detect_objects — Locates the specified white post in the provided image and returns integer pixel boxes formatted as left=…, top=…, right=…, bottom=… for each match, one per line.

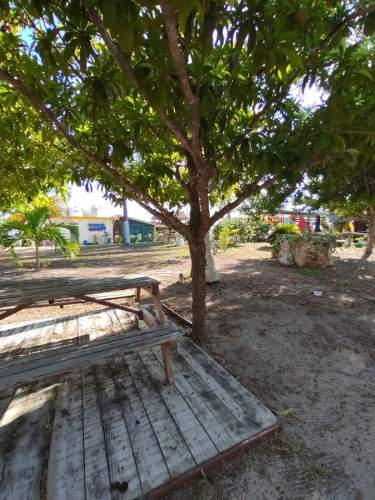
left=122, top=198, right=131, bottom=245
left=205, top=231, right=220, bottom=284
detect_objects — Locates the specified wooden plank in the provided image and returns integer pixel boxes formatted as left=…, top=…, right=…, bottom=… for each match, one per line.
left=78, top=313, right=96, bottom=344
left=0, top=320, right=40, bottom=360
left=0, top=276, right=160, bottom=309
left=47, top=373, right=85, bottom=500
left=0, top=387, right=26, bottom=484
left=0, top=326, right=179, bottom=375
left=89, top=310, right=120, bottom=342
left=178, top=343, right=271, bottom=434
left=166, top=348, right=251, bottom=443
left=0, top=327, right=181, bottom=386
left=125, top=353, right=196, bottom=478
left=18, top=318, right=58, bottom=352
left=0, top=392, right=12, bottom=422
left=106, top=309, right=128, bottom=334
left=82, top=368, right=112, bottom=500
left=152, top=347, right=235, bottom=452
left=139, top=350, right=219, bottom=463
left=95, top=365, right=142, bottom=499
left=181, top=339, right=277, bottom=429
left=111, top=358, right=171, bottom=492
left=0, top=384, right=56, bottom=500
left=112, top=309, right=134, bottom=330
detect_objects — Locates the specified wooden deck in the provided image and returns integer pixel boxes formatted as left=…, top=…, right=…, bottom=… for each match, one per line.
left=0, top=311, right=278, bottom=499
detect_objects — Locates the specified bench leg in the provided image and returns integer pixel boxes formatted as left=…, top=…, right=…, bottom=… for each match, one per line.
left=134, top=287, right=141, bottom=328
left=161, top=342, right=174, bottom=384
left=152, top=284, right=166, bottom=326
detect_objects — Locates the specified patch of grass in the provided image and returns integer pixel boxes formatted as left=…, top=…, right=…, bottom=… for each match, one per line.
left=293, top=267, right=330, bottom=279
left=275, top=407, right=296, bottom=418
left=270, top=431, right=299, bottom=456
left=306, top=461, right=331, bottom=481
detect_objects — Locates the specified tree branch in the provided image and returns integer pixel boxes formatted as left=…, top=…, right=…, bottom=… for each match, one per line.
left=209, top=177, right=276, bottom=226
left=160, top=0, right=196, bottom=107
left=160, top=0, right=204, bottom=168
left=83, top=3, right=193, bottom=155
left=0, top=68, right=189, bottom=236
left=83, top=5, right=137, bottom=86
left=209, top=153, right=333, bottom=226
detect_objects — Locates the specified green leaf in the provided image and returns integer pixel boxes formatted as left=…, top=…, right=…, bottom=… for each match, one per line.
left=357, top=68, right=373, bottom=81
left=170, top=0, right=197, bottom=30
left=363, top=11, right=375, bottom=36
left=342, top=149, right=358, bottom=167
left=102, top=0, right=117, bottom=28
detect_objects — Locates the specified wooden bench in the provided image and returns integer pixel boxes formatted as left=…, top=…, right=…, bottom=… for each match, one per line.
left=0, top=324, right=182, bottom=389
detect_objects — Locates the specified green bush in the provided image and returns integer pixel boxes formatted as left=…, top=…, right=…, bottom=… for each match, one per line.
left=251, top=219, right=273, bottom=242
left=217, top=225, right=238, bottom=251
left=268, top=224, right=300, bottom=247
left=213, top=217, right=253, bottom=244
left=213, top=216, right=273, bottom=248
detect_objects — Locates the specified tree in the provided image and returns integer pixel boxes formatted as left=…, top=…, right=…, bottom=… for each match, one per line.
left=0, top=86, right=77, bottom=208
left=0, top=1, right=373, bottom=340
left=0, top=196, right=79, bottom=269
left=301, top=38, right=375, bottom=259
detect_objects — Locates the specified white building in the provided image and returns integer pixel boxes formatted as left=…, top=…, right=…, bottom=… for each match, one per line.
left=53, top=215, right=114, bottom=245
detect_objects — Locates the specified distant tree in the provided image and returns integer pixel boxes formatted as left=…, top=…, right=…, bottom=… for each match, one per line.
left=0, top=1, right=373, bottom=340
left=301, top=38, right=375, bottom=258
left=0, top=196, right=79, bottom=269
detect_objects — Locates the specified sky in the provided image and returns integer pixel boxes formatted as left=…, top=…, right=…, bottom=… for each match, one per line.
left=68, top=85, right=326, bottom=220
left=68, top=184, right=152, bottom=221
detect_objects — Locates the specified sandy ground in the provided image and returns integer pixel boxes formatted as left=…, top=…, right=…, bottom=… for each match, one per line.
left=0, top=242, right=374, bottom=499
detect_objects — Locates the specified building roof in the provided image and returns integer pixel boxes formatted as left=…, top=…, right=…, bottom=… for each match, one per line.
left=116, top=216, right=155, bottom=226
left=53, top=215, right=113, bottom=221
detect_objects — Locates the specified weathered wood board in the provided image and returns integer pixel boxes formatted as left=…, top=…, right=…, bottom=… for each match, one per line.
left=0, top=313, right=278, bottom=499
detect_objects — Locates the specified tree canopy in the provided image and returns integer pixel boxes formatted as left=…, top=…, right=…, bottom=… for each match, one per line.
left=1, top=0, right=374, bottom=339
left=300, top=37, right=375, bottom=257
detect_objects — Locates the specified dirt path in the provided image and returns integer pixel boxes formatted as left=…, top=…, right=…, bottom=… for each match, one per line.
left=1, top=242, right=374, bottom=499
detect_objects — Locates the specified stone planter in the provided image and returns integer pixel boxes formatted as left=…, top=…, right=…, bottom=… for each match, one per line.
left=277, top=238, right=333, bottom=268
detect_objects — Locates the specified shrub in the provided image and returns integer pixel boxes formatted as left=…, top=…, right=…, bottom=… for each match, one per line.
left=217, top=225, right=238, bottom=251
left=250, top=219, right=273, bottom=242
left=268, top=224, right=300, bottom=247
left=214, top=216, right=274, bottom=247
left=213, top=217, right=253, bottom=244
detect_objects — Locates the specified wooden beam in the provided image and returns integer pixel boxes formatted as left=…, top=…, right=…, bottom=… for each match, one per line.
left=162, top=302, right=192, bottom=328
left=0, top=304, right=29, bottom=321
left=77, top=295, right=143, bottom=318
left=147, top=424, right=280, bottom=499
left=161, top=342, right=175, bottom=384
left=151, top=284, right=166, bottom=326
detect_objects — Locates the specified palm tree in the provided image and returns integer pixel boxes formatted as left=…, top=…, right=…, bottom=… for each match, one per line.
left=0, top=198, right=79, bottom=270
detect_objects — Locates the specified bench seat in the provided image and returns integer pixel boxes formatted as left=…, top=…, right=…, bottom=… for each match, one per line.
left=0, top=324, right=182, bottom=389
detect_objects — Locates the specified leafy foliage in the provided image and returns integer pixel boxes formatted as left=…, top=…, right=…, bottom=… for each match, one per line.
left=268, top=223, right=300, bottom=248
left=214, top=216, right=272, bottom=245
left=0, top=196, right=79, bottom=269
left=0, top=1, right=370, bottom=215
left=300, top=38, right=375, bottom=217
left=0, top=0, right=373, bottom=338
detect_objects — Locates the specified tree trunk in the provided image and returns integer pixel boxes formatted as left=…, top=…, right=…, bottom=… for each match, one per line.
left=35, top=242, right=40, bottom=270
left=122, top=198, right=131, bottom=245
left=362, top=210, right=375, bottom=260
left=189, top=236, right=207, bottom=343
